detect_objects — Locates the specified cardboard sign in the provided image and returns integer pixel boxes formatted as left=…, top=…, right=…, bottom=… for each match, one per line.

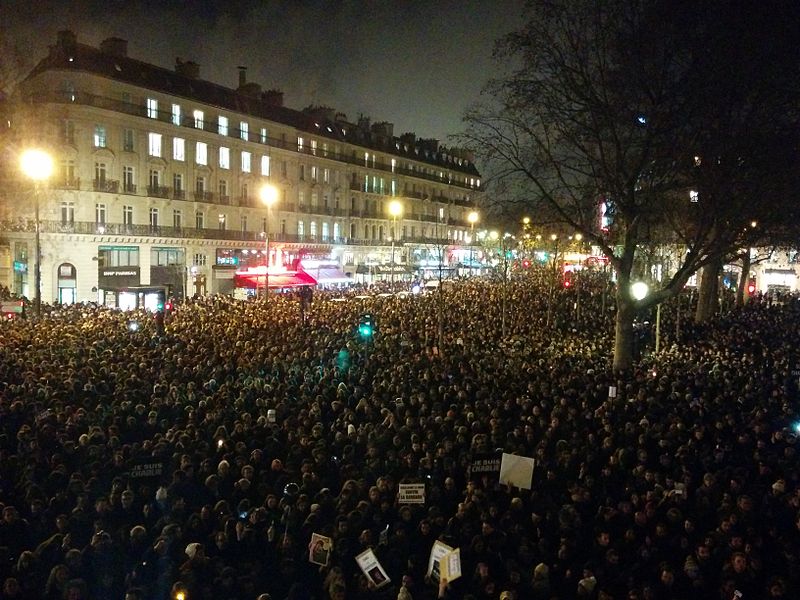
left=440, top=548, right=462, bottom=583
left=427, top=540, right=454, bottom=583
left=398, top=483, right=426, bottom=505
left=356, top=548, right=390, bottom=589
left=499, top=453, right=535, bottom=490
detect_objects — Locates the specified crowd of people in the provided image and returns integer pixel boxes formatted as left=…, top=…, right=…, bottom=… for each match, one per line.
left=0, top=272, right=798, bottom=600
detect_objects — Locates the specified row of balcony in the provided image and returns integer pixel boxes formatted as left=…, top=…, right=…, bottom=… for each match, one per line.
left=0, top=219, right=464, bottom=247
left=34, top=90, right=479, bottom=197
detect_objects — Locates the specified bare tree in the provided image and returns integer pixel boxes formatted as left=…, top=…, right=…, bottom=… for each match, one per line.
left=463, top=0, right=800, bottom=371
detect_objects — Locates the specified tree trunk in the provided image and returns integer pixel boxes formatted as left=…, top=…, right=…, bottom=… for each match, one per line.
left=695, top=258, right=722, bottom=323
left=612, top=295, right=636, bottom=373
left=736, top=252, right=751, bottom=307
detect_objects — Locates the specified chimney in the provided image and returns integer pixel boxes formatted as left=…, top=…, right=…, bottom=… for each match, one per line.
left=238, top=66, right=247, bottom=87
left=100, top=37, right=128, bottom=58
left=57, top=30, right=77, bottom=50
left=175, top=58, right=200, bottom=79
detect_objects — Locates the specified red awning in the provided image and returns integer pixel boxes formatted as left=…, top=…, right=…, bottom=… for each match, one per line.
left=234, top=269, right=317, bottom=289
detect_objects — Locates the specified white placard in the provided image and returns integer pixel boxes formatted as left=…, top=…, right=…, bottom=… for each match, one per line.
left=608, top=385, right=617, bottom=398
left=355, top=548, right=391, bottom=589
left=499, top=453, right=535, bottom=490
left=398, top=483, right=426, bottom=505
left=427, top=540, right=454, bottom=583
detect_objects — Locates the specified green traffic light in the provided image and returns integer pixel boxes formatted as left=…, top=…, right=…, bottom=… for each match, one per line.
left=358, top=324, right=373, bottom=338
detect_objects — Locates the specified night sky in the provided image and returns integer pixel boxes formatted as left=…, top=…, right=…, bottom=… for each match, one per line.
left=2, top=0, right=526, bottom=144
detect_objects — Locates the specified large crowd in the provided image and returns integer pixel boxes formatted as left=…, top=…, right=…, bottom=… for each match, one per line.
left=0, top=271, right=798, bottom=600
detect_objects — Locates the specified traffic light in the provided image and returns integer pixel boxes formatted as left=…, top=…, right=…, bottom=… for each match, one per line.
left=747, top=280, right=756, bottom=295
left=563, top=271, right=573, bottom=288
left=358, top=313, right=376, bottom=339
left=522, top=259, right=531, bottom=269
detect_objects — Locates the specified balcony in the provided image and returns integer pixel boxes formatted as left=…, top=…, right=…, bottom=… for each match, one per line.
left=93, top=179, right=119, bottom=193
left=172, top=189, right=186, bottom=201
left=54, top=177, right=80, bottom=190
left=122, top=183, right=137, bottom=194
left=219, top=195, right=231, bottom=205
left=193, top=191, right=215, bottom=203
left=147, top=185, right=170, bottom=199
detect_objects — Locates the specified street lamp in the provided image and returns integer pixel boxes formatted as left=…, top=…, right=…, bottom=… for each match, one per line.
left=630, top=281, right=662, bottom=353
left=388, top=200, right=403, bottom=286
left=20, top=149, right=54, bottom=315
left=467, top=210, right=479, bottom=274
left=259, top=183, right=279, bottom=298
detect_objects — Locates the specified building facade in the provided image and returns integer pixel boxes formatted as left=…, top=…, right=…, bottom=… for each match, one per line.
left=0, top=31, right=483, bottom=305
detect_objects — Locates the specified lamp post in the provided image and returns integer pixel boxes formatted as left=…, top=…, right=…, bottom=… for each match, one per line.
left=20, top=149, right=54, bottom=316
left=468, top=210, right=479, bottom=275
left=388, top=200, right=403, bottom=286
left=631, top=281, right=662, bottom=354
left=259, top=184, right=278, bottom=299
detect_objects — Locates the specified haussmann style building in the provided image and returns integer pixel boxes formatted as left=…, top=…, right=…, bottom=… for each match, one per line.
left=0, top=31, right=484, bottom=307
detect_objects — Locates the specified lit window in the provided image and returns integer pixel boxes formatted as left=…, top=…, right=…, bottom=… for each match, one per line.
left=171, top=103, right=181, bottom=126
left=219, top=147, right=230, bottom=169
left=93, top=125, right=107, bottom=148
left=173, top=137, right=185, bottom=161
left=322, top=222, right=329, bottom=240
left=261, top=155, right=271, bottom=176
left=311, top=166, right=318, bottom=181
left=260, top=127, right=268, bottom=143
left=297, top=137, right=304, bottom=152
left=391, top=158, right=396, bottom=173
left=218, top=116, right=228, bottom=136
left=240, top=121, right=249, bottom=141
left=241, top=151, right=251, bottom=173
left=193, top=110, right=204, bottom=129
left=311, top=140, right=317, bottom=156
left=310, top=221, right=317, bottom=238
left=146, top=98, right=158, bottom=119
left=148, top=133, right=162, bottom=157
left=298, top=221, right=304, bottom=236
left=196, top=142, right=207, bottom=165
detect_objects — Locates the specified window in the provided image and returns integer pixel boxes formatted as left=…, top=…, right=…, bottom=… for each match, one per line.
left=298, top=191, right=305, bottom=207
left=173, top=173, right=183, bottom=192
left=148, top=133, right=162, bottom=157
left=241, top=183, right=249, bottom=200
left=260, top=155, right=271, bottom=176
left=241, top=151, right=251, bottom=173
left=310, top=221, right=317, bottom=238
left=195, top=176, right=205, bottom=193
left=391, top=158, right=396, bottom=173
left=322, top=222, right=329, bottom=241
left=193, top=253, right=207, bottom=266
left=98, top=247, right=139, bottom=267
left=240, top=215, right=247, bottom=232
left=299, top=165, right=305, bottom=181
left=240, top=121, right=249, bottom=141
left=195, top=211, right=204, bottom=229
left=172, top=103, right=182, bottom=126
left=260, top=127, right=268, bottom=143
left=60, top=202, right=75, bottom=225
left=146, top=98, right=158, bottom=119
left=297, top=137, right=304, bottom=152
left=62, top=120, right=75, bottom=144
left=61, top=160, right=76, bottom=185
left=193, top=110, right=204, bottom=129
left=94, top=125, right=107, bottom=148
left=149, top=208, right=159, bottom=229
left=218, top=116, right=228, bottom=136
left=94, top=162, right=107, bottom=183
left=219, top=180, right=228, bottom=199
left=95, top=203, right=106, bottom=226
left=322, top=142, right=328, bottom=157
left=391, top=180, right=397, bottom=196
left=323, top=168, right=330, bottom=183
left=281, top=160, right=287, bottom=177
left=311, top=166, right=318, bottom=182
left=149, top=169, right=160, bottom=188
left=195, top=142, right=207, bottom=165
left=173, top=209, right=182, bottom=229
left=311, top=140, right=317, bottom=156
left=151, top=248, right=185, bottom=267
left=333, top=222, right=340, bottom=240
left=173, top=137, right=185, bottom=161
left=298, top=220, right=304, bottom=236
left=123, top=128, right=134, bottom=152
left=219, top=147, right=230, bottom=169
left=218, top=214, right=226, bottom=230
left=123, top=166, right=135, bottom=192
left=123, top=205, right=133, bottom=227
